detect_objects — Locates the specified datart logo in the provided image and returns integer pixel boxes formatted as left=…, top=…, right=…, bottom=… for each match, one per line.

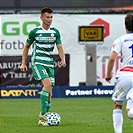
left=1, top=89, right=39, bottom=97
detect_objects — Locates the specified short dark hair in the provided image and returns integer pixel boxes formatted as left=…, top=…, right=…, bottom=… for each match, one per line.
left=125, top=12, right=133, bottom=32
left=41, top=7, right=53, bottom=15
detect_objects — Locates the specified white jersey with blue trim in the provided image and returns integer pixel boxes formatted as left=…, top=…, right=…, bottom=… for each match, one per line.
left=111, top=33, right=133, bottom=77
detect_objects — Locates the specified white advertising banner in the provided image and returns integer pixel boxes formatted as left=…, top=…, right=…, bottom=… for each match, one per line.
left=0, top=14, right=126, bottom=86
left=0, top=15, right=1, bottom=55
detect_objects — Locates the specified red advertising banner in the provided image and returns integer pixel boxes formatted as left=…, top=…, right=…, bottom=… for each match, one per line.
left=0, top=54, right=70, bottom=87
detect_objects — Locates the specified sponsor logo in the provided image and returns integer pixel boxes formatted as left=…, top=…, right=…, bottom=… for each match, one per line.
left=90, top=18, right=110, bottom=38
left=1, top=90, right=39, bottom=97
left=2, top=21, right=40, bottom=36
left=65, top=88, right=113, bottom=96
left=35, top=37, right=56, bottom=41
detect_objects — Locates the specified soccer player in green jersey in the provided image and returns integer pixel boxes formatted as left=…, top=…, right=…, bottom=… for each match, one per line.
left=20, top=7, right=66, bottom=126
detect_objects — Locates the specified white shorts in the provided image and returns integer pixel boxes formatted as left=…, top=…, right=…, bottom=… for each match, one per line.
left=126, top=88, right=133, bottom=109
left=112, top=76, right=133, bottom=105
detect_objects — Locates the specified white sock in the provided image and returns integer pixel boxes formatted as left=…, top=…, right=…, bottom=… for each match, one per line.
left=113, top=109, right=123, bottom=133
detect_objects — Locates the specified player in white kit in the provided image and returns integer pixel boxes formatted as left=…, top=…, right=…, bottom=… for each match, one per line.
left=105, top=12, right=133, bottom=133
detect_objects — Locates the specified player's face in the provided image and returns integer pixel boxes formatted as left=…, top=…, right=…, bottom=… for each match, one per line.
left=41, top=12, right=53, bottom=26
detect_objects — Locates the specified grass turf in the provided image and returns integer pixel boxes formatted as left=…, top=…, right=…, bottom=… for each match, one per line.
left=0, top=98, right=133, bottom=133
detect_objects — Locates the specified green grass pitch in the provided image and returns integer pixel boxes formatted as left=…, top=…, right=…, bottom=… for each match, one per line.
left=0, top=98, right=133, bottom=133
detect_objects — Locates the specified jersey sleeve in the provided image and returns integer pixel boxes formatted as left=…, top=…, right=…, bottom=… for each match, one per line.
left=26, top=29, right=35, bottom=45
left=111, top=37, right=122, bottom=54
left=55, top=28, right=62, bottom=44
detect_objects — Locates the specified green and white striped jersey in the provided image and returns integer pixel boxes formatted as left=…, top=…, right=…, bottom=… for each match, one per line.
left=26, top=25, right=62, bottom=68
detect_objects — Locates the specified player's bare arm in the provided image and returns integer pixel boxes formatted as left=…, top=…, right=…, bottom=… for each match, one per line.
left=20, top=42, right=31, bottom=72
left=105, top=51, right=117, bottom=82
left=57, top=44, right=66, bottom=68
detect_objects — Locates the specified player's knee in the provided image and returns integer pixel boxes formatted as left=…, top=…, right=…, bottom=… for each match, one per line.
left=42, top=83, right=52, bottom=91
left=114, top=102, right=122, bottom=109
left=127, top=108, right=133, bottom=119
left=49, top=91, right=52, bottom=97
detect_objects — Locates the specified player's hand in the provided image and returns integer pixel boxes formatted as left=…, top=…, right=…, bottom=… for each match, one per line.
left=105, top=75, right=112, bottom=83
left=20, top=64, right=28, bottom=72
left=60, top=60, right=66, bottom=68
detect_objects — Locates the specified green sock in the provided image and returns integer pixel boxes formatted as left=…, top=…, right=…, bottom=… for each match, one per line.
left=47, top=101, right=52, bottom=112
left=40, top=90, right=49, bottom=115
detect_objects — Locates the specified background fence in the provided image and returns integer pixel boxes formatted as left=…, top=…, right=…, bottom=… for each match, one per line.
left=0, top=0, right=133, bottom=98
